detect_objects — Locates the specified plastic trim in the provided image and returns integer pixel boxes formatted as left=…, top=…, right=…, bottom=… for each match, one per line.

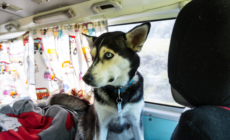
left=143, top=103, right=188, bottom=122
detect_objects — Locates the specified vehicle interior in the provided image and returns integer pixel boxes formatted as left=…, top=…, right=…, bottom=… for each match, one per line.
left=1, top=0, right=229, bottom=140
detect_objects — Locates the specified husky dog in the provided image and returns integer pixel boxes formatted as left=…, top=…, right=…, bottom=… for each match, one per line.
left=50, top=22, right=151, bottom=140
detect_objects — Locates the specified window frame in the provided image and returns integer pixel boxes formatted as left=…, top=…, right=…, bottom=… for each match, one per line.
left=108, top=17, right=176, bottom=27
left=108, top=18, right=185, bottom=109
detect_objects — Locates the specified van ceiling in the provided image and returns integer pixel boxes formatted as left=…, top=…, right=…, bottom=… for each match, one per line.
left=0, top=0, right=88, bottom=24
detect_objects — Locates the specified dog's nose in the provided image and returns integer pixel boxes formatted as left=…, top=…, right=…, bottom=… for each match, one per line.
left=83, top=74, right=93, bottom=84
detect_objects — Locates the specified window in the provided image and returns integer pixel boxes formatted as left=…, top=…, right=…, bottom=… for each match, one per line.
left=109, top=19, right=183, bottom=107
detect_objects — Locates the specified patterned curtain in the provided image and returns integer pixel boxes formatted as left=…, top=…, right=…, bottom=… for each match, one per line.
left=0, top=20, right=107, bottom=105
left=33, top=20, right=108, bottom=103
left=0, top=33, right=30, bottom=105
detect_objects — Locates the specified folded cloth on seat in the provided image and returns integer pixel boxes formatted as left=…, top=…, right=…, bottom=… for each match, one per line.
left=0, top=99, right=78, bottom=140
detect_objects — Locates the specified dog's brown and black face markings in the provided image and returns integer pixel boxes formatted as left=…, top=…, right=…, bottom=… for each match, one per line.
left=83, top=32, right=137, bottom=88
left=96, top=32, right=138, bottom=84
left=83, top=22, right=151, bottom=89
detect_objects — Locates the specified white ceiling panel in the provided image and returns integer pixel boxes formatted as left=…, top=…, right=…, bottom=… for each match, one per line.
left=0, top=0, right=88, bottom=24
left=0, top=10, right=21, bottom=24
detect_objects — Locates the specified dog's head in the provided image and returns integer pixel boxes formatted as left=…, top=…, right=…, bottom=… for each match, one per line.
left=82, top=23, right=151, bottom=88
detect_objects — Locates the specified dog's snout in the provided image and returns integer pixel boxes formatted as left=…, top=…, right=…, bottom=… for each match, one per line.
left=83, top=74, right=93, bottom=84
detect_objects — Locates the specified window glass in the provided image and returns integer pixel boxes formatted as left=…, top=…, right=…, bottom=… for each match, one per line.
left=109, top=19, right=183, bottom=107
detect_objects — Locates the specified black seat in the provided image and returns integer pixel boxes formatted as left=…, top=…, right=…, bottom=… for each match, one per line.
left=168, top=0, right=230, bottom=139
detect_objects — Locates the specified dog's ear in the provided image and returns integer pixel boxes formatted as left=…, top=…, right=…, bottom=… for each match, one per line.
left=126, top=22, right=151, bottom=52
left=82, top=33, right=97, bottom=50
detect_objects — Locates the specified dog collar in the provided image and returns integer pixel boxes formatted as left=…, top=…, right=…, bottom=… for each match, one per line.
left=114, top=78, right=134, bottom=94
left=115, top=77, right=135, bottom=113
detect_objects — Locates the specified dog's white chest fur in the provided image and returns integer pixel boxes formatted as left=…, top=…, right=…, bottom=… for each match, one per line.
left=95, top=98, right=144, bottom=121
left=94, top=98, right=144, bottom=140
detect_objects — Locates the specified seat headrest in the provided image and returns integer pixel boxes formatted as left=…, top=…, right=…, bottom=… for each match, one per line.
left=168, top=0, right=230, bottom=106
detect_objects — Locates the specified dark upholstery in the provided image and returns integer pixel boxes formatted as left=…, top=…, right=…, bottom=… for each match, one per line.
left=171, top=106, right=230, bottom=140
left=168, top=0, right=230, bottom=106
left=168, top=0, right=230, bottom=139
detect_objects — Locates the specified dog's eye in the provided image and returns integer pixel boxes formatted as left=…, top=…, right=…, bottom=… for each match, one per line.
left=104, top=52, right=114, bottom=59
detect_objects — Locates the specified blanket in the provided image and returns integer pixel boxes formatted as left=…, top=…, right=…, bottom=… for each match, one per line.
left=0, top=99, right=79, bottom=140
